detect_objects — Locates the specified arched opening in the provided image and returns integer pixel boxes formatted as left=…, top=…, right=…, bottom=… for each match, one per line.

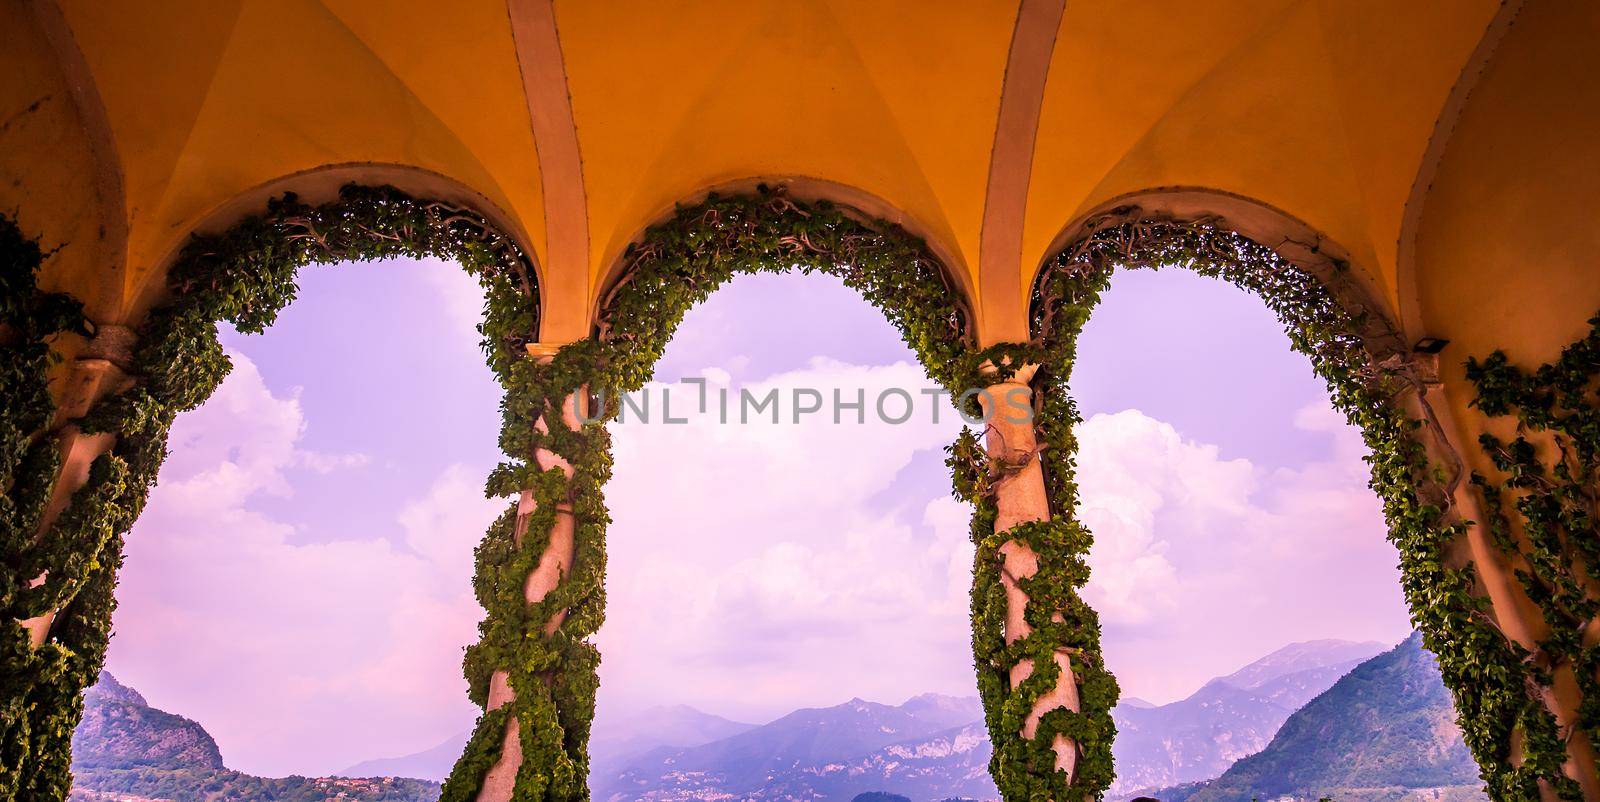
left=590, top=269, right=978, bottom=799
left=0, top=183, right=539, bottom=800
left=1024, top=200, right=1586, bottom=800
left=85, top=253, right=502, bottom=789
left=1068, top=266, right=1431, bottom=799
left=440, top=187, right=980, bottom=801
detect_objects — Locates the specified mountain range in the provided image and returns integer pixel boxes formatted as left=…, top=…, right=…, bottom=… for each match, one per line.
left=584, top=639, right=1423, bottom=801
left=1153, top=633, right=1487, bottom=802
left=68, top=672, right=438, bottom=802
left=1107, top=639, right=1386, bottom=794
left=71, top=636, right=1489, bottom=802
left=593, top=694, right=989, bottom=801
left=337, top=703, right=760, bottom=782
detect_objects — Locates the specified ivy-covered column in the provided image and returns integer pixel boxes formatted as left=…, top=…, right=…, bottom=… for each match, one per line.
left=980, top=363, right=1081, bottom=780
left=15, top=329, right=133, bottom=646
left=471, top=350, right=591, bottom=802
left=445, top=339, right=608, bottom=802
left=1465, top=319, right=1600, bottom=802
left=954, top=351, right=1119, bottom=802
left=2, top=217, right=143, bottom=802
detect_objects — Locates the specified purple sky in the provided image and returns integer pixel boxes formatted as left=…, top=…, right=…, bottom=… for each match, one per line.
left=103, top=259, right=1412, bottom=776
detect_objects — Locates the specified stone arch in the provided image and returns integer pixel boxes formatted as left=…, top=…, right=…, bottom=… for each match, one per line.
left=590, top=177, right=978, bottom=342
left=0, top=180, right=541, bottom=801
left=1026, top=189, right=1593, bottom=799
left=127, top=162, right=543, bottom=328
left=448, top=186, right=988, bottom=802
left=1032, top=187, right=1390, bottom=328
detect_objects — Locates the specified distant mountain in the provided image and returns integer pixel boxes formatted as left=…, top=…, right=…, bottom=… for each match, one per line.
left=1156, top=633, right=1487, bottom=802
left=750, top=721, right=995, bottom=802
left=75, top=636, right=1472, bottom=802
left=338, top=731, right=471, bottom=783
left=1215, top=640, right=1389, bottom=690
left=1108, top=639, right=1387, bottom=796
left=590, top=704, right=760, bottom=775
left=70, top=672, right=439, bottom=802
left=594, top=643, right=1388, bottom=802
left=337, top=704, right=755, bottom=782
left=593, top=694, right=984, bottom=801
left=72, top=671, right=224, bottom=772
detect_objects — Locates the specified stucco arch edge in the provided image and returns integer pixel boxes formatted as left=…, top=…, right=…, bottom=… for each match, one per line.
left=582, top=175, right=978, bottom=344
left=125, top=162, right=544, bottom=331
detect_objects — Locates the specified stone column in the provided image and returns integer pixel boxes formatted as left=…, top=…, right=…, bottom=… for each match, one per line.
left=1399, top=369, right=1599, bottom=802
left=17, top=326, right=133, bottom=647
left=979, top=364, right=1080, bottom=781
left=476, top=354, right=586, bottom=802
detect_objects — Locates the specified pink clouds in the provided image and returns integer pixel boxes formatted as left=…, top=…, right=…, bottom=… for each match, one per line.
left=1075, top=405, right=1409, bottom=703
left=97, top=265, right=1414, bottom=776
left=596, top=360, right=976, bottom=722
left=597, top=363, right=1408, bottom=720
left=107, top=351, right=499, bottom=776
left=104, top=345, right=1410, bottom=775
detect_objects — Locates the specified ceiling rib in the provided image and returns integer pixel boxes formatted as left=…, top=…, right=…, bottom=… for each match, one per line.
left=508, top=0, right=590, bottom=342
left=978, top=0, right=1065, bottom=345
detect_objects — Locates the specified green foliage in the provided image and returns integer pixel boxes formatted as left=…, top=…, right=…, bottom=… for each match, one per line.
left=852, top=793, right=914, bottom=802
left=0, top=186, right=540, bottom=802
left=1466, top=313, right=1600, bottom=801
left=591, top=186, right=974, bottom=393
left=445, top=186, right=980, bottom=801
left=72, top=766, right=442, bottom=802
left=0, top=213, right=119, bottom=802
left=1023, top=212, right=1577, bottom=802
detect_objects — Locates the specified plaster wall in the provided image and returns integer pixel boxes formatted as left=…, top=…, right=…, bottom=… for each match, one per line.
left=1412, top=2, right=1600, bottom=792
left=1414, top=0, right=1600, bottom=449
left=0, top=0, right=115, bottom=319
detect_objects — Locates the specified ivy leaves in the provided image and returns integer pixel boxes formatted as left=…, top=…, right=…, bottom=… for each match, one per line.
left=1467, top=314, right=1600, bottom=801
left=1, top=187, right=544, bottom=802
left=1023, top=213, right=1586, bottom=802
left=448, top=186, right=980, bottom=801
left=0, top=214, right=112, bottom=802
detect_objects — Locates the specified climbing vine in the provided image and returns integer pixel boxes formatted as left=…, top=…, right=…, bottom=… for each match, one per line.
left=0, top=186, right=539, bottom=802
left=952, top=404, right=1122, bottom=802
left=9, top=185, right=1585, bottom=802
left=0, top=212, right=111, bottom=802
left=442, top=185, right=981, bottom=800
left=1024, top=208, right=1584, bottom=801
left=1468, top=313, right=1600, bottom=793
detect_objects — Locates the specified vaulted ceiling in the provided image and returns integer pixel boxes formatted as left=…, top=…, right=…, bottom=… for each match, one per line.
left=4, top=0, right=1526, bottom=341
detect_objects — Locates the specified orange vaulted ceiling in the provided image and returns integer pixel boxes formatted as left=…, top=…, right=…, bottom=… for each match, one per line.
left=1023, top=0, right=1498, bottom=310
left=53, top=0, right=547, bottom=310
left=21, top=0, right=1507, bottom=340
left=553, top=0, right=1017, bottom=294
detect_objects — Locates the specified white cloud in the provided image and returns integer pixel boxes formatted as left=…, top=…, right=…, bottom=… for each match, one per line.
left=599, top=387, right=1408, bottom=717
left=292, top=450, right=371, bottom=473
left=108, top=351, right=501, bottom=777
left=1075, top=409, right=1253, bottom=624
left=111, top=345, right=1410, bottom=772
left=596, top=359, right=977, bottom=720
left=1074, top=404, right=1409, bottom=703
